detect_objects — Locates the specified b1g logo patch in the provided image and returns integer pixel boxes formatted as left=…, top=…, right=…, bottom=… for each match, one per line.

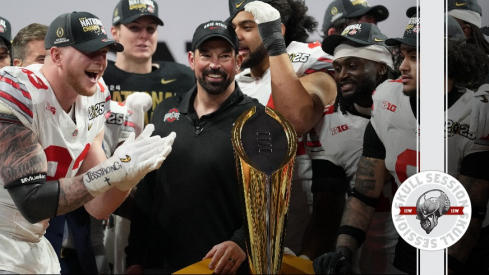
left=392, top=171, right=471, bottom=251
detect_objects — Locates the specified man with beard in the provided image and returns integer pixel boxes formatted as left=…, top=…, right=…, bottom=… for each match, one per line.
left=300, top=23, right=403, bottom=274
left=125, top=20, right=262, bottom=274
left=312, top=13, right=420, bottom=275
left=228, top=0, right=336, bottom=255
left=0, top=11, right=175, bottom=274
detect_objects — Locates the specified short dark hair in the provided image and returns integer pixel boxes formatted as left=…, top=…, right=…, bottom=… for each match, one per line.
left=269, top=0, right=318, bottom=45
left=12, top=23, right=48, bottom=60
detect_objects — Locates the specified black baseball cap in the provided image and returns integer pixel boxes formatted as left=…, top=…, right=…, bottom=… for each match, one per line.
left=447, top=14, right=465, bottom=42
left=45, top=12, right=123, bottom=53
left=322, top=0, right=388, bottom=33
left=226, top=0, right=272, bottom=23
left=406, top=6, right=419, bottom=18
left=447, top=0, right=481, bottom=27
left=191, top=20, right=239, bottom=52
left=112, top=0, right=163, bottom=26
left=322, top=23, right=388, bottom=55
left=385, top=14, right=419, bottom=47
left=0, top=16, right=11, bottom=48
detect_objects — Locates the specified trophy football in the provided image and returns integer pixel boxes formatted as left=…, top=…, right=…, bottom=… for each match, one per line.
left=231, top=106, right=297, bottom=274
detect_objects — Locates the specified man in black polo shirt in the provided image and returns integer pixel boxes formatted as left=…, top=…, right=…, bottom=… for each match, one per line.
left=126, top=20, right=262, bottom=274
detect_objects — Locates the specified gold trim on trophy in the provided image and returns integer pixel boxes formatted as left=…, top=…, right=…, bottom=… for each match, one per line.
left=232, top=106, right=297, bottom=274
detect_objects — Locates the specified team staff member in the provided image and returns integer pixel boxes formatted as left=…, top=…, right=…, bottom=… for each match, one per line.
left=0, top=11, right=175, bottom=274
left=105, top=0, right=195, bottom=125
left=126, top=20, right=261, bottom=274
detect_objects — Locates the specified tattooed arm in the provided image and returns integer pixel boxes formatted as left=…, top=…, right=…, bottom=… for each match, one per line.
left=336, top=156, right=389, bottom=253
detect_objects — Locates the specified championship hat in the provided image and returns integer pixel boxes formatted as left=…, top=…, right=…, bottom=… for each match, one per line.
left=0, top=16, right=11, bottom=48
left=45, top=11, right=123, bottom=53
left=226, top=0, right=272, bottom=23
left=322, top=0, right=388, bottom=34
left=322, top=23, right=388, bottom=55
left=385, top=14, right=419, bottom=47
left=112, top=0, right=163, bottom=26
left=191, top=20, right=239, bottom=52
left=447, top=0, right=482, bottom=27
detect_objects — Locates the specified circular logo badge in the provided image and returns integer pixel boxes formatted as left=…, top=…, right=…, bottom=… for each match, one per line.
left=391, top=171, right=471, bottom=251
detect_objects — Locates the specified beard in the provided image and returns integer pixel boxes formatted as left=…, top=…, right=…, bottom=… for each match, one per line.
left=403, top=88, right=417, bottom=98
left=241, top=43, right=268, bottom=70
left=66, top=67, right=96, bottom=97
left=340, top=76, right=377, bottom=108
left=197, top=68, right=233, bottom=95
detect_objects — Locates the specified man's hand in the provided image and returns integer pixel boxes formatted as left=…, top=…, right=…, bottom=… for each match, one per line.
left=313, top=246, right=353, bottom=274
left=203, top=241, right=246, bottom=274
left=83, top=124, right=176, bottom=196
left=244, top=1, right=286, bottom=56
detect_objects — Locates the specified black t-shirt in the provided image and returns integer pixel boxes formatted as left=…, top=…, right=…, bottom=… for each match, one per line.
left=104, top=60, right=195, bottom=124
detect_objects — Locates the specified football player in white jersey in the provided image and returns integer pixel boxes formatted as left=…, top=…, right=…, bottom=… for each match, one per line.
left=228, top=0, right=336, bottom=254
left=0, top=12, right=175, bottom=274
left=300, top=23, right=403, bottom=274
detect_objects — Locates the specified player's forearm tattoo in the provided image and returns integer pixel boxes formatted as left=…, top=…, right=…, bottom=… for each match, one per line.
left=0, top=123, right=47, bottom=183
left=57, top=176, right=93, bottom=215
left=355, top=157, right=379, bottom=194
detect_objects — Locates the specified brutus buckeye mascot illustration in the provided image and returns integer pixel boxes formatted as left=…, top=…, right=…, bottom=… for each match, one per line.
left=416, top=190, right=451, bottom=234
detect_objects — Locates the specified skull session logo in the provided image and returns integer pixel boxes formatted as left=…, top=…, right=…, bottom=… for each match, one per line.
left=392, top=171, right=471, bottom=251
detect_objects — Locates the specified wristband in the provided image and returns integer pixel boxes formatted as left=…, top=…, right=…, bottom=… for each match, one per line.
left=337, top=225, right=366, bottom=247
left=83, top=156, right=127, bottom=197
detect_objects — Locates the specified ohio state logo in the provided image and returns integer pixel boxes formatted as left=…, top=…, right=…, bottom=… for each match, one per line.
left=392, top=171, right=471, bottom=250
left=164, top=108, right=180, bottom=123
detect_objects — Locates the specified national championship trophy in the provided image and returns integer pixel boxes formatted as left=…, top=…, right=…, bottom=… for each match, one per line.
left=231, top=106, right=297, bottom=274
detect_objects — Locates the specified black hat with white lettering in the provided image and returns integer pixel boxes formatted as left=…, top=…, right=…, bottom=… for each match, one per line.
left=45, top=11, right=123, bottom=52
left=322, top=23, right=388, bottom=55
left=322, top=0, right=388, bottom=34
left=112, top=0, right=163, bottom=26
left=191, top=20, right=239, bottom=52
left=0, top=16, right=11, bottom=49
left=385, top=14, right=419, bottom=47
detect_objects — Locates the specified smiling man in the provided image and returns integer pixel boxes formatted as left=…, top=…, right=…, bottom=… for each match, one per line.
left=12, top=23, right=48, bottom=67
left=126, top=20, right=262, bottom=274
left=0, top=11, right=175, bottom=274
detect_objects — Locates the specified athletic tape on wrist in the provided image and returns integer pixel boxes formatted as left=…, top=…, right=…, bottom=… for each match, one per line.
left=258, top=19, right=287, bottom=56
left=350, top=187, right=379, bottom=208
left=83, top=156, right=127, bottom=197
left=337, top=225, right=366, bottom=247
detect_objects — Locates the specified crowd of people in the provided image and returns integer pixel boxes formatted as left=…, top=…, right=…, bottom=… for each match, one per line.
left=0, top=0, right=488, bottom=274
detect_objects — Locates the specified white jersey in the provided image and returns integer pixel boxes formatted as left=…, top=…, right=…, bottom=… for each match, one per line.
left=236, top=41, right=334, bottom=254
left=371, top=79, right=418, bottom=185
left=309, top=104, right=401, bottom=274
left=236, top=41, right=334, bottom=107
left=446, top=88, right=489, bottom=227
left=0, top=64, right=110, bottom=274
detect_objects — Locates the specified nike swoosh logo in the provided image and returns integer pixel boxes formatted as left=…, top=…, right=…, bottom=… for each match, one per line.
left=455, top=2, right=467, bottom=6
left=120, top=155, right=131, bottom=163
left=161, top=78, right=176, bottom=84
left=236, top=0, right=246, bottom=8
left=481, top=95, right=488, bottom=103
left=374, top=38, right=384, bottom=42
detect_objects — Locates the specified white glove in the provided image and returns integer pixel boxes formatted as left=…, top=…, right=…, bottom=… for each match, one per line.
left=468, top=84, right=489, bottom=139
left=283, top=247, right=296, bottom=256
left=84, top=124, right=176, bottom=196
left=244, top=1, right=286, bottom=56
left=125, top=92, right=152, bottom=137
left=244, top=1, right=280, bottom=24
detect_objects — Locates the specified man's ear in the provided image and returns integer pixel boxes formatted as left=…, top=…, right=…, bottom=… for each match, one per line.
left=13, top=59, right=22, bottom=67
left=188, top=51, right=195, bottom=70
left=235, top=53, right=243, bottom=73
left=281, top=23, right=285, bottom=36
left=327, top=27, right=337, bottom=36
left=111, top=26, right=120, bottom=43
left=461, top=23, right=472, bottom=38
left=50, top=47, right=62, bottom=66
